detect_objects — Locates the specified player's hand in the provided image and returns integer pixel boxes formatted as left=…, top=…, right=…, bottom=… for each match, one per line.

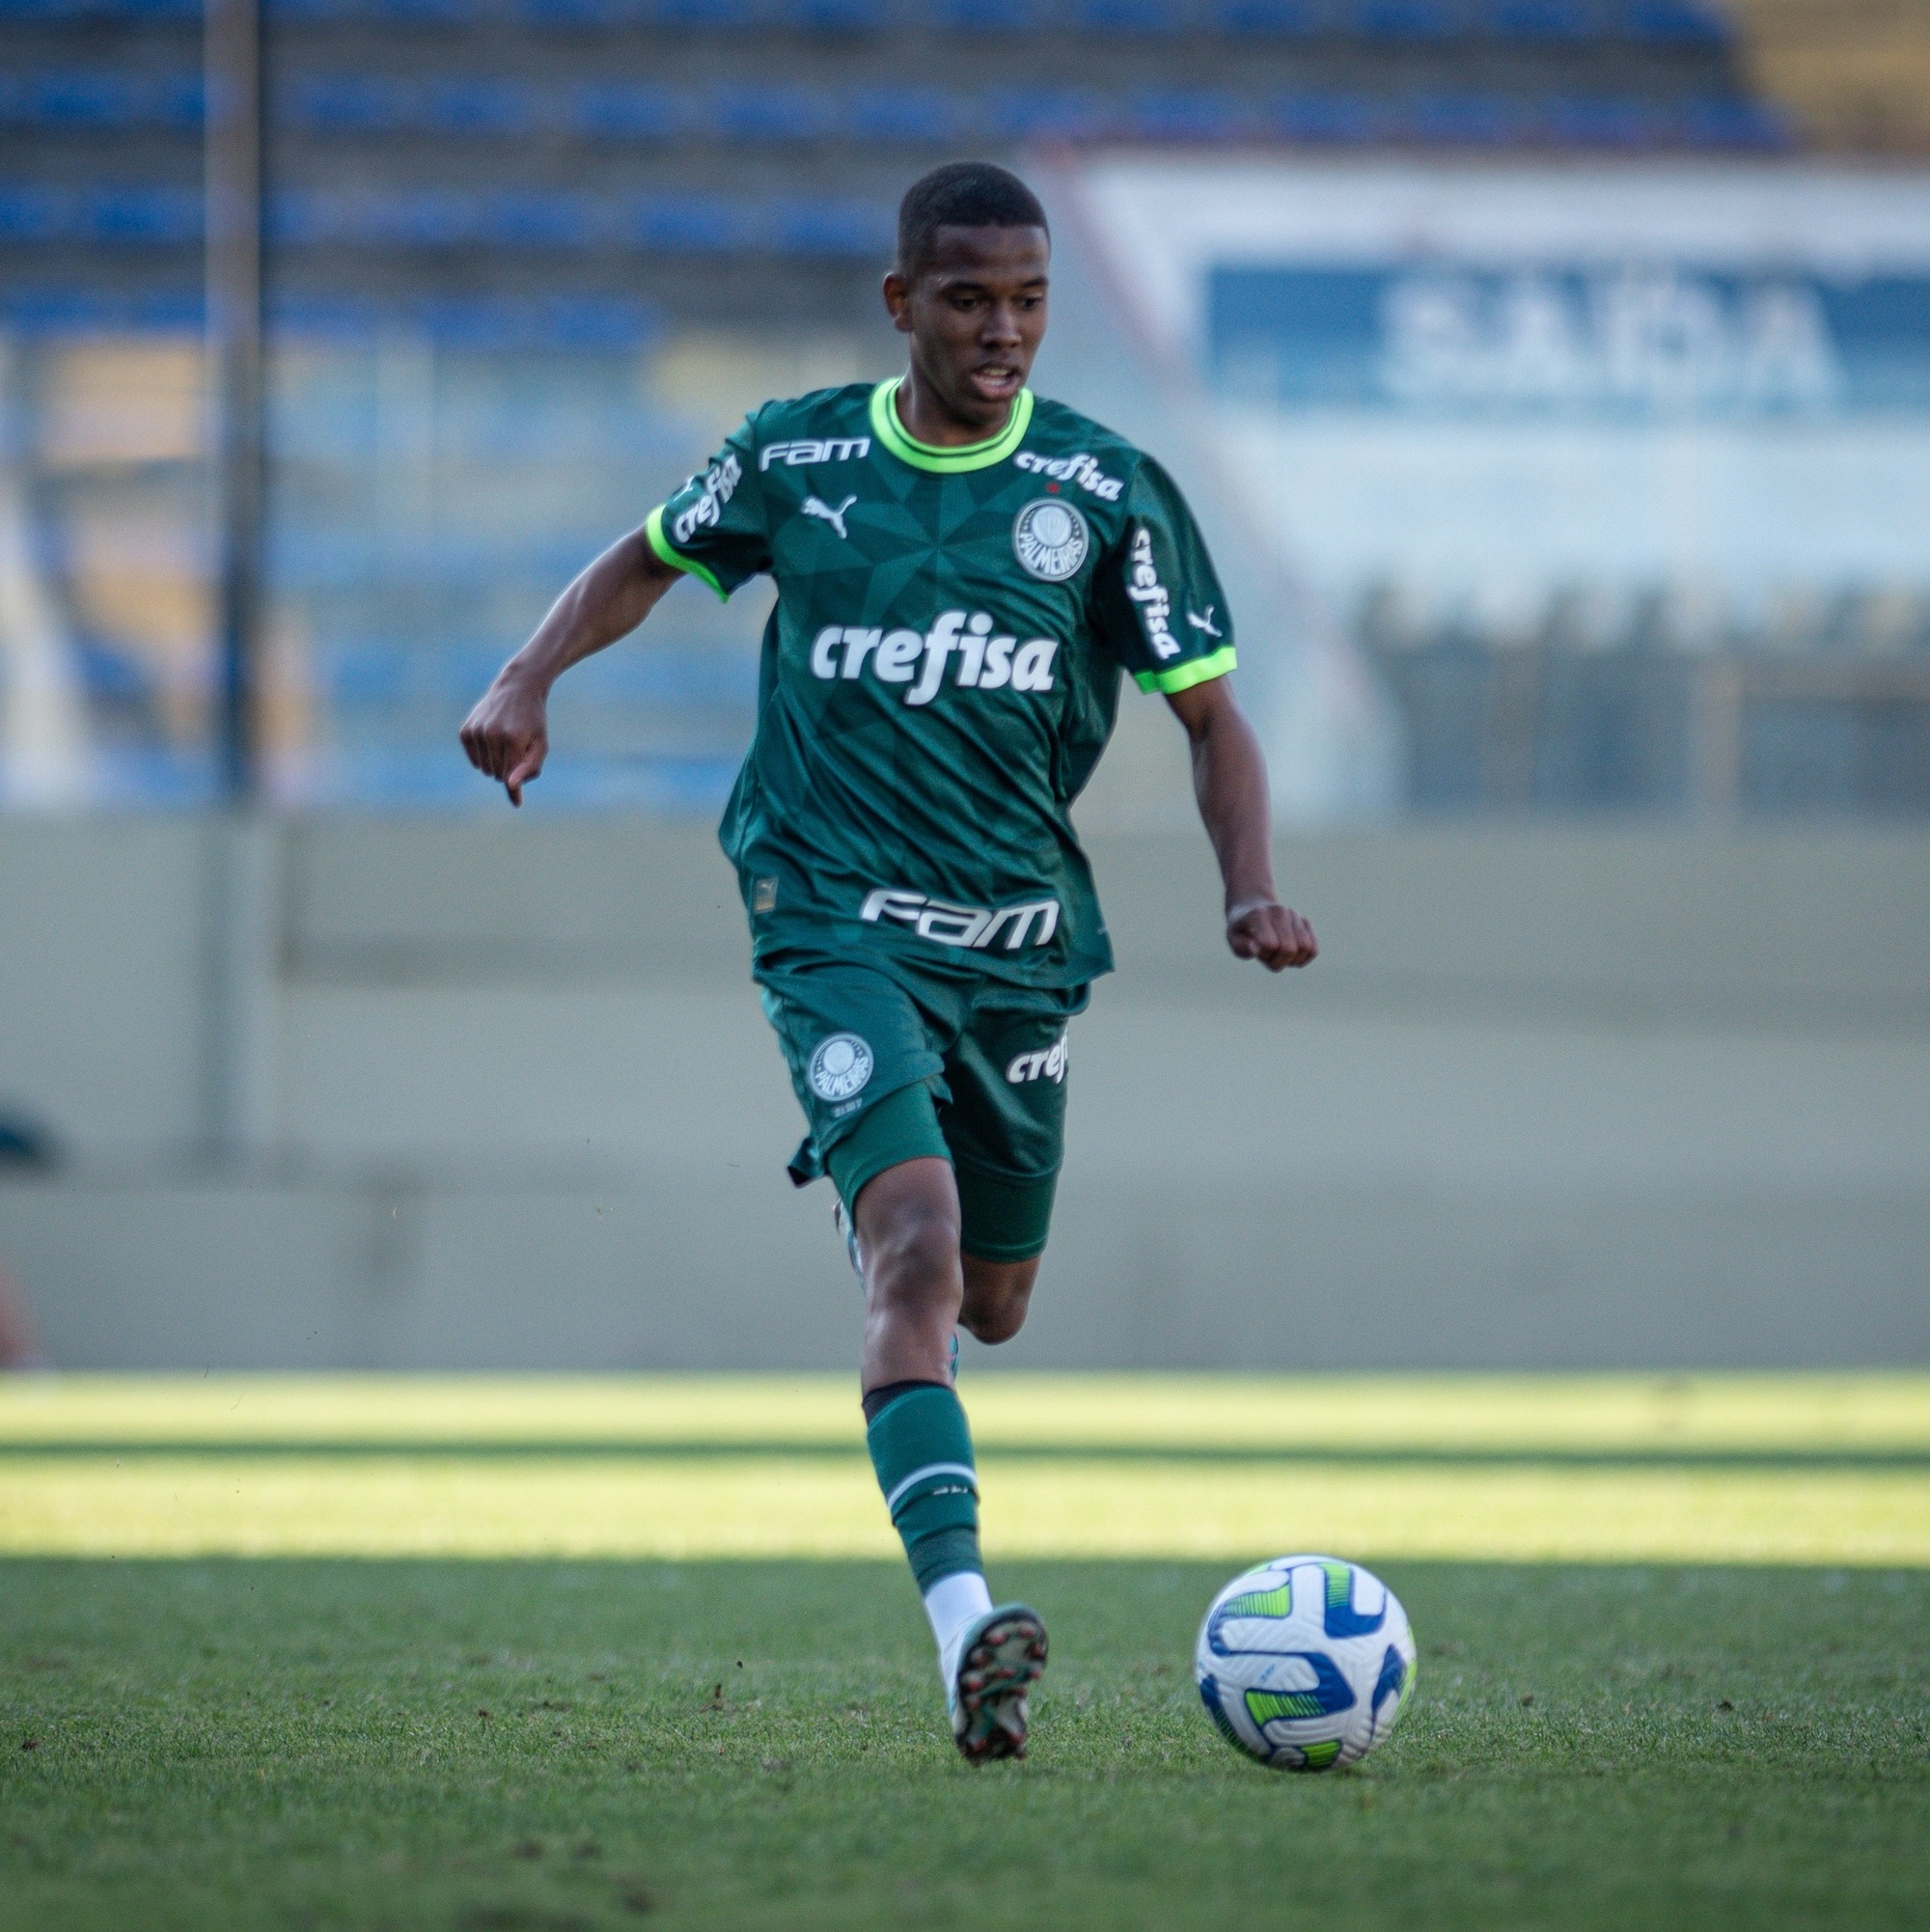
left=459, top=674, right=549, bottom=807
left=1226, top=898, right=1317, bottom=972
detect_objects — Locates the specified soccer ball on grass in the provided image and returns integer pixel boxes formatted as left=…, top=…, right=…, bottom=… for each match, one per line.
left=1195, top=1555, right=1416, bottom=1771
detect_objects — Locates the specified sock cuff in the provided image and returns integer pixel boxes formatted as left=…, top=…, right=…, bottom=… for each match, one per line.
left=866, top=1382, right=978, bottom=1527
left=861, top=1377, right=949, bottom=1426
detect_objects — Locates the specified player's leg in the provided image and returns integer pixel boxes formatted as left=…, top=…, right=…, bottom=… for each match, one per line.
left=833, top=1121, right=1047, bottom=1762
left=752, top=954, right=1042, bottom=1759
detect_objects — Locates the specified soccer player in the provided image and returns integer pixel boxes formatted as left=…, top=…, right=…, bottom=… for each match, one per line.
left=460, top=161, right=1317, bottom=1763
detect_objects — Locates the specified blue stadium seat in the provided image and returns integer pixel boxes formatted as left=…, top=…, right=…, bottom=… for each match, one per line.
left=1678, top=95, right=1791, bottom=149
left=1262, top=90, right=1381, bottom=140
left=1402, top=91, right=1526, bottom=142
left=1617, top=0, right=1728, bottom=45
left=626, top=195, right=752, bottom=251
left=1215, top=0, right=1331, bottom=31
left=1542, top=93, right=1658, bottom=145
left=0, top=71, right=204, bottom=129
left=985, top=86, right=1111, bottom=140
left=0, top=0, right=200, bottom=16
left=476, top=190, right=599, bottom=244
left=86, top=187, right=203, bottom=241
left=648, top=0, right=758, bottom=25
left=843, top=84, right=969, bottom=142
left=287, top=76, right=420, bottom=132
left=791, top=0, right=891, bottom=30
left=422, top=79, right=537, bottom=133
left=1126, top=87, right=1253, bottom=140
left=0, top=190, right=67, bottom=240
left=935, top=0, right=1034, bottom=32
left=709, top=83, right=834, bottom=139
left=1484, top=0, right=1591, bottom=40
left=765, top=197, right=891, bottom=254
left=1347, top=0, right=1461, bottom=41
left=569, top=81, right=687, bottom=137
left=1076, top=0, right=1186, bottom=35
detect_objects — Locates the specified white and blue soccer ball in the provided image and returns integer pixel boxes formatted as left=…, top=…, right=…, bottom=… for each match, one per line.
left=1195, top=1555, right=1417, bottom=1772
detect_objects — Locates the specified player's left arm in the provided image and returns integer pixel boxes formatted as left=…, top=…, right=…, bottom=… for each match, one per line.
left=1166, top=676, right=1317, bottom=972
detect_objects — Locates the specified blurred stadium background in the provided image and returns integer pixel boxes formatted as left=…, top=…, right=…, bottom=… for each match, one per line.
left=0, top=0, right=1926, bottom=1370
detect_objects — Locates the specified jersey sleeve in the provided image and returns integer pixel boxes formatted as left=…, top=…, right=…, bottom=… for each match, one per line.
left=644, top=411, right=771, bottom=600
left=1091, top=455, right=1237, bottom=695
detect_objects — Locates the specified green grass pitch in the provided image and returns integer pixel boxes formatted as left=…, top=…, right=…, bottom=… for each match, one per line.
left=4, top=1556, right=1926, bottom=1931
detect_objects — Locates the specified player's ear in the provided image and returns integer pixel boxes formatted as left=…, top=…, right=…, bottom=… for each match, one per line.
left=882, top=268, right=915, bottom=334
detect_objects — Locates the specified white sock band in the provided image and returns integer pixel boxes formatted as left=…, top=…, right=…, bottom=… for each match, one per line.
left=924, top=1568, right=994, bottom=1685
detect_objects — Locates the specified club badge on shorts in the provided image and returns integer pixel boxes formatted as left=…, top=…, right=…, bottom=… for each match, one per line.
left=809, top=1033, right=873, bottom=1102
left=1012, top=499, right=1089, bottom=582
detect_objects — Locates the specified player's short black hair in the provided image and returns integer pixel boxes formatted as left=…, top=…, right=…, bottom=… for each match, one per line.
left=896, top=162, right=1049, bottom=282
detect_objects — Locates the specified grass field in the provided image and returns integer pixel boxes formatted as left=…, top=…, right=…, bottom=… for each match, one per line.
left=3, top=1375, right=1927, bottom=1930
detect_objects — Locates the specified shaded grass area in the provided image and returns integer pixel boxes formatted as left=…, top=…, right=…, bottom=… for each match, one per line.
left=2, top=1559, right=1926, bottom=1931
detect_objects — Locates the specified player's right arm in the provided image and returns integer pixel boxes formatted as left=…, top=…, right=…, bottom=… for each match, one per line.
left=459, top=528, right=680, bottom=806
left=461, top=414, right=773, bottom=805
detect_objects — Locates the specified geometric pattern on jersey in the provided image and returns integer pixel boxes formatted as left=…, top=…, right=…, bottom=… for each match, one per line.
left=648, top=377, right=1235, bottom=988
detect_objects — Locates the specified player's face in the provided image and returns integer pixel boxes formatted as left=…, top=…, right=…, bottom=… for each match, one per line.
left=884, top=224, right=1050, bottom=429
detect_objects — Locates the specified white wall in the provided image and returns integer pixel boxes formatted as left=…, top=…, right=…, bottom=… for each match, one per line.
left=2, top=815, right=1927, bottom=1369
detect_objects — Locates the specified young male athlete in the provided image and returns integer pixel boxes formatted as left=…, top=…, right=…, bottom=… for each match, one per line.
left=460, top=162, right=1317, bottom=1763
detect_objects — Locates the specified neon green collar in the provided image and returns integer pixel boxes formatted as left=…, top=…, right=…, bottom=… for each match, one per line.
left=869, top=377, right=1034, bottom=474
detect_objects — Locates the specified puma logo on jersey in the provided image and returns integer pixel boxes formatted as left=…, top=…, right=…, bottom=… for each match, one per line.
left=1006, top=1033, right=1069, bottom=1084
left=802, top=494, right=857, bottom=539
left=810, top=611, right=1060, bottom=705
left=1188, top=605, right=1223, bottom=639
left=1128, top=525, right=1181, bottom=661
left=759, top=436, right=870, bottom=471
left=861, top=887, right=1062, bottom=952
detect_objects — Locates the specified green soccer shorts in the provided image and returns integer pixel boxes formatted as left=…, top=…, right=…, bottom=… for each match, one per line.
left=756, top=946, right=1089, bottom=1263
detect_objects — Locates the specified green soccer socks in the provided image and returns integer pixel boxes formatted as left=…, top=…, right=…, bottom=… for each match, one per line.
left=865, top=1379, right=981, bottom=1590
left=865, top=1379, right=995, bottom=1672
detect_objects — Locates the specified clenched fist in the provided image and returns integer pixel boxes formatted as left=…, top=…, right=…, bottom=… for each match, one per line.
left=459, top=675, right=550, bottom=807
left=1226, top=898, right=1318, bottom=972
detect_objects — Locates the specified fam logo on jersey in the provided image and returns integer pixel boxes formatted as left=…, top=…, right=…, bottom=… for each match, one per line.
left=1014, top=450, right=1123, bottom=502
left=1006, top=1032, right=1069, bottom=1086
left=862, top=887, right=1061, bottom=952
left=760, top=436, right=870, bottom=472
left=1127, top=523, right=1181, bottom=661
left=671, top=452, right=742, bottom=547
left=809, top=1033, right=873, bottom=1102
left=1012, top=500, right=1089, bottom=582
left=810, top=611, right=1060, bottom=705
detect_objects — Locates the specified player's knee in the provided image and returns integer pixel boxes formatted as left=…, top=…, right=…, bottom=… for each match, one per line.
left=866, top=1202, right=963, bottom=1311
left=959, top=1258, right=1037, bottom=1345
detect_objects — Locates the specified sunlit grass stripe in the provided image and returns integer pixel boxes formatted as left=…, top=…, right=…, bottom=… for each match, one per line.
left=6, top=1440, right=1927, bottom=1470
left=4, top=1375, right=1929, bottom=1453
left=2, top=1453, right=1925, bottom=1565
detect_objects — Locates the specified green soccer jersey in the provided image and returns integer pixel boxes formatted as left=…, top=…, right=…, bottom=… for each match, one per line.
left=647, top=377, right=1236, bottom=987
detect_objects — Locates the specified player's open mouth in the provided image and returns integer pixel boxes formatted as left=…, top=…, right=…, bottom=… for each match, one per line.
left=970, top=366, right=1022, bottom=398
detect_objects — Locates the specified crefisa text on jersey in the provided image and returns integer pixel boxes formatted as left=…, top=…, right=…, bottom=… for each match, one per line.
left=811, top=611, right=1059, bottom=705
left=672, top=452, right=743, bottom=546
left=1127, top=526, right=1182, bottom=661
left=1013, top=450, right=1123, bottom=502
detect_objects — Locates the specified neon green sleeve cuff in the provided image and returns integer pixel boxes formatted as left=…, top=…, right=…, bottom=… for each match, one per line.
left=645, top=505, right=728, bottom=602
left=1135, top=646, right=1237, bottom=695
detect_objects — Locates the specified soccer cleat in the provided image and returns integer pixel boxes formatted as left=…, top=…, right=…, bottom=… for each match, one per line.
left=836, top=1199, right=958, bottom=1381
left=948, top=1604, right=1047, bottom=1764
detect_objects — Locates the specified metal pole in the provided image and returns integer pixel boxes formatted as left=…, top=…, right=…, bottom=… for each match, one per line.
left=206, top=0, right=263, bottom=800
left=202, top=0, right=278, bottom=1168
